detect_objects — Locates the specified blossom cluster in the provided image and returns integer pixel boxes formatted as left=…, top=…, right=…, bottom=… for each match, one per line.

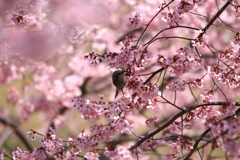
left=208, top=36, right=240, bottom=89
left=0, top=0, right=240, bottom=160
left=104, top=35, right=153, bottom=71
left=162, top=0, right=202, bottom=27
left=157, top=46, right=203, bottom=76
left=126, top=13, right=143, bottom=29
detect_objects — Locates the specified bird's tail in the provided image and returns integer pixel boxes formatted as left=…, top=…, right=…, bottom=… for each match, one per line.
left=114, top=89, right=119, bottom=99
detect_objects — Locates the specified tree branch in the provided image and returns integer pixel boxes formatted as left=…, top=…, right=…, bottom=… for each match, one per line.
left=0, top=116, right=33, bottom=150
left=130, top=101, right=240, bottom=150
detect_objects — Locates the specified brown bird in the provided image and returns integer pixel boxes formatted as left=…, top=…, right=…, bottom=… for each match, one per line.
left=112, top=69, right=126, bottom=98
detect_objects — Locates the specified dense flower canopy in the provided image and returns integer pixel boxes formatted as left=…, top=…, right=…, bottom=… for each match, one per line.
left=0, top=0, right=240, bottom=159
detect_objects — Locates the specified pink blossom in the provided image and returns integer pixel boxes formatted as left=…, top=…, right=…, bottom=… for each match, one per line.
left=191, top=33, right=208, bottom=48
left=207, top=65, right=240, bottom=89
left=222, top=140, right=240, bottom=156
left=157, top=55, right=173, bottom=67
left=126, top=13, right=143, bottom=29
left=189, top=78, right=204, bottom=88
left=31, top=149, right=46, bottom=160
left=19, top=101, right=35, bottom=122
left=27, top=131, right=36, bottom=141
left=40, top=134, right=63, bottom=154
left=84, top=152, right=99, bottom=160
left=166, top=154, right=177, bottom=160
left=219, top=102, right=236, bottom=118
left=9, top=5, right=27, bottom=26
left=177, top=137, right=193, bottom=151
left=8, top=2, right=48, bottom=31
left=84, top=50, right=102, bottom=67
left=145, top=116, right=160, bottom=128
left=200, top=90, right=214, bottom=103
left=162, top=0, right=196, bottom=27
left=169, top=137, right=193, bottom=154
left=69, top=51, right=109, bottom=78
left=104, top=145, right=133, bottom=160
left=7, top=87, right=20, bottom=105
left=168, top=121, right=183, bottom=134
left=170, top=47, right=202, bottom=76
left=211, top=139, right=219, bottom=151
left=65, top=151, right=79, bottom=160
left=167, top=79, right=186, bottom=92
left=12, top=147, right=46, bottom=160
left=12, top=147, right=29, bottom=160
left=183, top=111, right=197, bottom=129
left=72, top=97, right=103, bottom=120
left=114, top=118, right=132, bottom=133
left=142, top=137, right=158, bottom=149
left=170, top=142, right=181, bottom=154
left=176, top=1, right=195, bottom=14
left=0, top=58, right=23, bottom=83
left=0, top=150, right=3, bottom=160
left=57, top=44, right=74, bottom=55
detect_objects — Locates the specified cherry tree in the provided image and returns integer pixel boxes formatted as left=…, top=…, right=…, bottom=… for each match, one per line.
left=0, top=0, right=240, bottom=159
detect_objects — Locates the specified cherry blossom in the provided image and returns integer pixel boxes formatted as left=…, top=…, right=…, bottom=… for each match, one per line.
left=0, top=0, right=240, bottom=159
left=84, top=152, right=99, bottom=160
left=126, top=13, right=143, bottom=29
left=0, top=150, right=3, bottom=160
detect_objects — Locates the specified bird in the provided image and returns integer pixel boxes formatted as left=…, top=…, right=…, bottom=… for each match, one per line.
left=112, top=69, right=126, bottom=98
